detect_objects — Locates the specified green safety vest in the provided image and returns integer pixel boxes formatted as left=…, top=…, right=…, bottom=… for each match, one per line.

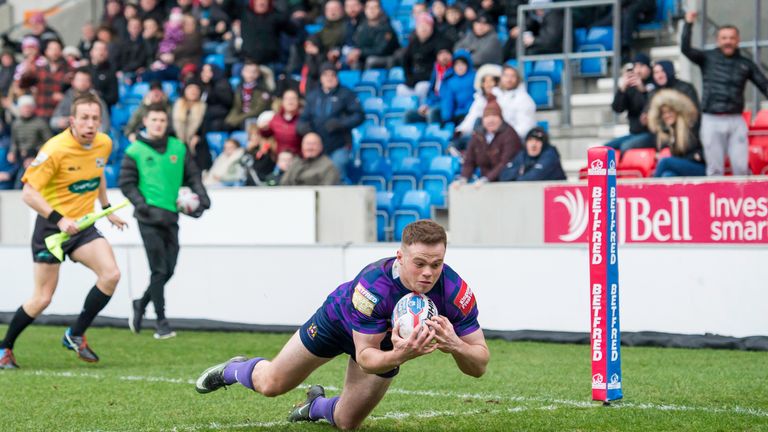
left=125, top=136, right=186, bottom=213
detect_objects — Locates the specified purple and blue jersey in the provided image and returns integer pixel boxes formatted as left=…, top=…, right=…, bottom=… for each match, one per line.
left=321, top=257, right=480, bottom=338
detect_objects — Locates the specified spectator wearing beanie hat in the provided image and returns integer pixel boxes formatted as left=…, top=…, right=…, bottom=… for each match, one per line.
left=500, top=126, right=566, bottom=181
left=452, top=96, right=521, bottom=187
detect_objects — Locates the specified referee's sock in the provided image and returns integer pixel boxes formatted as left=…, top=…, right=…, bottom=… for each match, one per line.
left=71, top=286, right=112, bottom=337
left=309, top=396, right=340, bottom=425
left=222, top=357, right=264, bottom=390
left=0, top=306, right=35, bottom=350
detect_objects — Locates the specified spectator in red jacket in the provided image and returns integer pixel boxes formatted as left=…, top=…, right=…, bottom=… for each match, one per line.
left=261, top=88, right=303, bottom=156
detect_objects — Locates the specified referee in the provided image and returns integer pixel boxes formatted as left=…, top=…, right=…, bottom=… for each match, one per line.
left=119, top=104, right=210, bottom=339
left=0, top=94, right=127, bottom=369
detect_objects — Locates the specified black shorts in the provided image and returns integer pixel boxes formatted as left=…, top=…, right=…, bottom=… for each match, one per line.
left=31, top=215, right=103, bottom=264
left=299, top=307, right=399, bottom=379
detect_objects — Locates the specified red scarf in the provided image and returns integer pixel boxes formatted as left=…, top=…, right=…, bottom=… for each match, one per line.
left=434, top=61, right=452, bottom=96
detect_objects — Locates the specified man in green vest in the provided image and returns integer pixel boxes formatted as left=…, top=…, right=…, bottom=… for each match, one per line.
left=118, top=104, right=210, bottom=339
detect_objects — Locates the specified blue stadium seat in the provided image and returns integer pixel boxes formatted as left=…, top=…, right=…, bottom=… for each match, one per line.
left=355, top=69, right=386, bottom=97
left=417, top=126, right=451, bottom=162
left=575, top=26, right=614, bottom=51
left=530, top=60, right=563, bottom=86
left=381, top=67, right=406, bottom=100
left=390, top=156, right=422, bottom=203
left=363, top=97, right=385, bottom=125
left=578, top=45, right=608, bottom=77
left=206, top=131, right=229, bottom=156
left=110, top=105, right=132, bottom=129
left=420, top=156, right=459, bottom=209
left=104, top=164, right=120, bottom=188
left=230, top=130, right=249, bottom=147
left=204, top=54, right=226, bottom=70
left=384, top=96, right=418, bottom=127
left=537, top=120, right=549, bottom=132
left=305, top=23, right=323, bottom=35
left=527, top=76, right=553, bottom=109
left=162, top=81, right=179, bottom=102
left=358, top=125, right=389, bottom=164
left=229, top=76, right=241, bottom=89
left=638, top=0, right=677, bottom=32
left=387, top=124, right=421, bottom=167
left=121, top=82, right=149, bottom=104
left=376, top=191, right=396, bottom=241
left=393, top=190, right=431, bottom=241
left=338, top=70, right=362, bottom=89
left=381, top=0, right=399, bottom=19
left=231, top=62, right=244, bottom=78
left=360, top=157, right=392, bottom=192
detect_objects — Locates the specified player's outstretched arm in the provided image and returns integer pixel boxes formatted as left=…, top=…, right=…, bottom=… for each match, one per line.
left=353, top=323, right=437, bottom=375
left=426, top=317, right=489, bottom=378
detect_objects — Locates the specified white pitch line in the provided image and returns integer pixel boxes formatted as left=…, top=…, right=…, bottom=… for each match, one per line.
left=20, top=370, right=768, bottom=419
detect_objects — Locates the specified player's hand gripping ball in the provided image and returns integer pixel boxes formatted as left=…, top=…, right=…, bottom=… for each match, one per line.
left=176, top=187, right=201, bottom=215
left=392, top=292, right=438, bottom=339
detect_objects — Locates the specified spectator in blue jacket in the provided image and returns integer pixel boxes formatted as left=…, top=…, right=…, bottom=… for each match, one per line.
left=297, top=63, right=364, bottom=182
left=440, top=49, right=476, bottom=125
left=500, top=127, right=566, bottom=181
left=404, top=47, right=453, bottom=124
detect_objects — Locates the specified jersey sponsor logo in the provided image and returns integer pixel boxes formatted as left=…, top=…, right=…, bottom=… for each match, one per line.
left=68, top=177, right=101, bottom=194
left=30, top=151, right=49, bottom=167
left=453, top=281, right=475, bottom=316
left=95, top=158, right=106, bottom=168
left=352, top=283, right=379, bottom=317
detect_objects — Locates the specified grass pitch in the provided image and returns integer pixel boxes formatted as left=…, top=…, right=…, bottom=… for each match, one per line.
left=0, top=325, right=766, bottom=431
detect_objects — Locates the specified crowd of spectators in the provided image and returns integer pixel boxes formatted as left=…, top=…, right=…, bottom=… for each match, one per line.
left=0, top=1, right=764, bottom=191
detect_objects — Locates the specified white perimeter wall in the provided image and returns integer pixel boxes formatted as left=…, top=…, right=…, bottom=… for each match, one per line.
left=0, top=244, right=765, bottom=338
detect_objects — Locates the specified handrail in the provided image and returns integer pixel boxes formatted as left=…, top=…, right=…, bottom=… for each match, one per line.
left=1, top=0, right=82, bottom=35
left=516, top=0, right=621, bottom=127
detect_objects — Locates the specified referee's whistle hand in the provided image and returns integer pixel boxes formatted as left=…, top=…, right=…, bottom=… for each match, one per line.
left=57, top=218, right=80, bottom=235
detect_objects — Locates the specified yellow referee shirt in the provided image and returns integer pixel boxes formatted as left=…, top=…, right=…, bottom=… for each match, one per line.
left=22, top=129, right=112, bottom=219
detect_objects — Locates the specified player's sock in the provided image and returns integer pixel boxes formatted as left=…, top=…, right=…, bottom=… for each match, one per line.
left=70, top=286, right=112, bottom=336
left=0, top=306, right=35, bottom=349
left=309, top=396, right=340, bottom=425
left=222, top=357, right=264, bottom=390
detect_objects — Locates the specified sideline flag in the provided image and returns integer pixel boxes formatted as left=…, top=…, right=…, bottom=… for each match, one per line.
left=587, top=147, right=623, bottom=402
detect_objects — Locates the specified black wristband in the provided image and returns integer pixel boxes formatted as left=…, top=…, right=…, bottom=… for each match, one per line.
left=102, top=203, right=111, bottom=210
left=47, top=210, right=63, bottom=224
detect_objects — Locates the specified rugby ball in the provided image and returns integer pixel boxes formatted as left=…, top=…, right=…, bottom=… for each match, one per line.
left=392, top=292, right=438, bottom=339
left=176, top=187, right=200, bottom=215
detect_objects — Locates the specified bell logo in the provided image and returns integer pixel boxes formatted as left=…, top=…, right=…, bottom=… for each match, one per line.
left=553, top=190, right=588, bottom=242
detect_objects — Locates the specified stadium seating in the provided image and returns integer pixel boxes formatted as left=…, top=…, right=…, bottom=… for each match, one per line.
left=574, top=26, right=614, bottom=51
left=618, top=148, right=657, bottom=178
left=206, top=131, right=229, bottom=156
left=753, top=109, right=768, bottom=129
left=417, top=125, right=451, bottom=163
left=358, top=125, right=390, bottom=164
left=638, top=0, right=678, bottom=33
left=391, top=156, right=422, bottom=202
left=162, top=81, right=179, bottom=102
left=363, top=97, right=386, bottom=126
left=527, top=76, right=553, bottom=109
left=203, top=54, right=226, bottom=70
left=305, top=23, right=323, bottom=35
left=110, top=105, right=132, bottom=129
left=229, top=76, right=241, bottom=90
left=104, top=164, right=120, bottom=188
left=748, top=145, right=768, bottom=175
left=376, top=191, right=395, bottom=241
left=230, top=130, right=249, bottom=147
left=360, top=158, right=392, bottom=192
left=387, top=124, right=421, bottom=167
left=577, top=45, right=608, bottom=77
left=384, top=96, right=418, bottom=127
left=381, top=67, right=406, bottom=100
left=355, top=69, right=386, bottom=97
left=393, top=190, right=431, bottom=241
left=338, top=70, right=362, bottom=89
left=530, top=60, right=563, bottom=86
left=420, top=156, right=459, bottom=208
